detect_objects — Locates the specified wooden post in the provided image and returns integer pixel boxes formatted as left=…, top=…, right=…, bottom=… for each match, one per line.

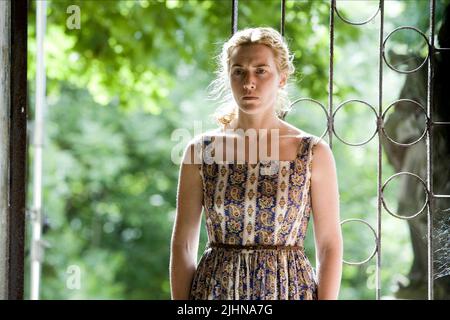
left=0, top=0, right=28, bottom=300
left=0, top=0, right=12, bottom=301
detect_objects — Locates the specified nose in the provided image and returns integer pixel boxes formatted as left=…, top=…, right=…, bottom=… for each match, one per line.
left=244, top=82, right=255, bottom=90
left=243, top=75, right=256, bottom=91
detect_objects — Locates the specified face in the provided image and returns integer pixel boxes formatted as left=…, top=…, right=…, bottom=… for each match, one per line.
left=229, top=43, right=287, bottom=116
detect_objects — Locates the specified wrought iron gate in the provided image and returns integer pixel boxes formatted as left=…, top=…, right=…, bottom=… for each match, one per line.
left=231, top=0, right=450, bottom=300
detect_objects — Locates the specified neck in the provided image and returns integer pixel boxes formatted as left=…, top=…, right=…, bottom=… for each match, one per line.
left=227, top=108, right=282, bottom=132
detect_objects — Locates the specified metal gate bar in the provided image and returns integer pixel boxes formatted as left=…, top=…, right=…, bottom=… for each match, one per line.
left=229, top=0, right=449, bottom=300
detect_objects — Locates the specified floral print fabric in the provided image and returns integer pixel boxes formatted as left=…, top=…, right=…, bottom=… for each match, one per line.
left=189, top=134, right=320, bottom=300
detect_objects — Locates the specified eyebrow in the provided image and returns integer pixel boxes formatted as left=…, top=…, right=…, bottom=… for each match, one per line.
left=231, top=63, right=270, bottom=68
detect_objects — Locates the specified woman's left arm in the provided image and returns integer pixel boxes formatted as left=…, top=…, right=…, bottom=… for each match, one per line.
left=310, top=139, right=343, bottom=300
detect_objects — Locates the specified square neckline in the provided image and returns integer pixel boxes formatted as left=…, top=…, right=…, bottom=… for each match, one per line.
left=201, top=131, right=309, bottom=165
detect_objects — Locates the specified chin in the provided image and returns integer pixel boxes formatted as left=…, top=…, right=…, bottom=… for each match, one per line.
left=238, top=103, right=270, bottom=115
left=238, top=104, right=258, bottom=112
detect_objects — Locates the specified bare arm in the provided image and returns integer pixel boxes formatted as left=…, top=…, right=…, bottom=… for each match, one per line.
left=310, top=140, right=343, bottom=300
left=169, top=142, right=204, bottom=300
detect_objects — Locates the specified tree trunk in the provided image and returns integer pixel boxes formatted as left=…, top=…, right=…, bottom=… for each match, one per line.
left=382, top=4, right=450, bottom=300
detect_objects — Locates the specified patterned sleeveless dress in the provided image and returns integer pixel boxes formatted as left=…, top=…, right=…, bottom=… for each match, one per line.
left=189, top=133, right=320, bottom=300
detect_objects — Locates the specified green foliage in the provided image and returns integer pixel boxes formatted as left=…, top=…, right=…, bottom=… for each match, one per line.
left=25, top=0, right=445, bottom=300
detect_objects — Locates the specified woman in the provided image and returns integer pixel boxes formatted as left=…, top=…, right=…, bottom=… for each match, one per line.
left=170, top=27, right=342, bottom=300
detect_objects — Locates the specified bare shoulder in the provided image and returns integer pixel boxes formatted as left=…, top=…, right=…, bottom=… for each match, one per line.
left=278, top=120, right=314, bottom=147
left=310, top=137, right=336, bottom=180
left=182, top=128, right=222, bottom=165
left=279, top=121, right=322, bottom=142
left=192, top=128, right=223, bottom=144
left=311, top=136, right=332, bottom=157
left=278, top=121, right=335, bottom=173
left=182, top=134, right=205, bottom=166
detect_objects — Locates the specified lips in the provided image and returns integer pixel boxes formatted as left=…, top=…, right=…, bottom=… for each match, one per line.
left=243, top=96, right=258, bottom=100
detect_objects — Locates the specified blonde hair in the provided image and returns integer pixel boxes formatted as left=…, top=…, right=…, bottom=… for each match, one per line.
left=206, top=27, right=296, bottom=127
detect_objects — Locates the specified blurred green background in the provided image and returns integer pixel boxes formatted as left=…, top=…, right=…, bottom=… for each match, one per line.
left=25, top=0, right=448, bottom=299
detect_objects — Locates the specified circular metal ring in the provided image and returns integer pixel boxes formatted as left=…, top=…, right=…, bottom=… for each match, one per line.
left=382, top=26, right=430, bottom=74
left=290, top=98, right=329, bottom=140
left=340, top=218, right=378, bottom=265
left=381, top=172, right=429, bottom=220
left=381, top=99, right=429, bottom=147
left=332, top=99, right=378, bottom=146
left=334, top=0, right=380, bottom=25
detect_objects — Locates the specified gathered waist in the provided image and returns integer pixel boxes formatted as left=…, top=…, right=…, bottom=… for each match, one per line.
left=207, top=242, right=304, bottom=251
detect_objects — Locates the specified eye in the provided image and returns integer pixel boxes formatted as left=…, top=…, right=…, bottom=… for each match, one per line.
left=256, top=68, right=267, bottom=74
left=232, top=69, right=243, bottom=75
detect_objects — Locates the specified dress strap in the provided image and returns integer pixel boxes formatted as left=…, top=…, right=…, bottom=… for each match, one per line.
left=193, top=135, right=215, bottom=165
left=310, top=135, right=322, bottom=147
left=309, top=136, right=322, bottom=157
left=295, top=135, right=308, bottom=158
left=296, top=135, right=322, bottom=157
left=306, top=136, right=323, bottom=174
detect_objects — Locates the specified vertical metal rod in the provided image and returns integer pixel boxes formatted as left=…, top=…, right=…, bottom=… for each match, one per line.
left=328, top=0, right=335, bottom=149
left=231, top=0, right=238, bottom=35
left=281, top=0, right=286, bottom=37
left=30, top=0, right=47, bottom=301
left=376, top=0, right=384, bottom=301
left=426, top=0, right=436, bottom=301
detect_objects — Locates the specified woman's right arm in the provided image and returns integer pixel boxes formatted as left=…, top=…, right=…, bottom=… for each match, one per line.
left=169, top=142, right=204, bottom=300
